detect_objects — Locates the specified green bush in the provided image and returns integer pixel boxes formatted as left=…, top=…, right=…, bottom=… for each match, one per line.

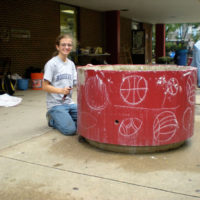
left=157, top=56, right=173, bottom=64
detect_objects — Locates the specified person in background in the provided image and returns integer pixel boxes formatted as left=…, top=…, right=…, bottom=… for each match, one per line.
left=191, top=40, right=200, bottom=88
left=187, top=39, right=194, bottom=57
left=43, top=34, right=77, bottom=135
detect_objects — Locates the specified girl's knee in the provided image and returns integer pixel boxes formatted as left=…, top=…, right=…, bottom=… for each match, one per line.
left=59, top=124, right=76, bottom=136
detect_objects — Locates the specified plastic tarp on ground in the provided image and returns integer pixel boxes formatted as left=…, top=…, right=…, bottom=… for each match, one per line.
left=0, top=94, right=22, bottom=107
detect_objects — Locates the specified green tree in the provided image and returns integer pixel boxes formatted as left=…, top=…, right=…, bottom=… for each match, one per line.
left=166, top=23, right=200, bottom=42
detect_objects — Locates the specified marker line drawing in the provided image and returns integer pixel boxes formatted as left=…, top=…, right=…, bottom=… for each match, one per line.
left=119, top=118, right=143, bottom=137
left=120, top=75, right=148, bottom=105
left=186, top=75, right=196, bottom=105
left=162, top=77, right=179, bottom=106
left=79, top=112, right=98, bottom=130
left=114, top=104, right=180, bottom=110
left=153, top=111, right=179, bottom=142
left=85, top=76, right=109, bottom=111
left=182, top=107, right=193, bottom=131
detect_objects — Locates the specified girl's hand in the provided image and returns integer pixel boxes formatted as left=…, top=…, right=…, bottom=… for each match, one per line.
left=86, top=64, right=93, bottom=67
left=62, top=86, right=72, bottom=95
left=62, top=86, right=72, bottom=101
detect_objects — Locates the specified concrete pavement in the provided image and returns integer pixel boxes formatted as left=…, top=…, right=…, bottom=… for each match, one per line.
left=0, top=88, right=200, bottom=200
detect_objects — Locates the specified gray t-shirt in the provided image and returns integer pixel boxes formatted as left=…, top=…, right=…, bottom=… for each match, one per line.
left=44, top=56, right=77, bottom=110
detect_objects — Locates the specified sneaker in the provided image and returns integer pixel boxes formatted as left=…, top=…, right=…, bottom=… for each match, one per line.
left=46, top=113, right=53, bottom=127
left=78, top=135, right=86, bottom=143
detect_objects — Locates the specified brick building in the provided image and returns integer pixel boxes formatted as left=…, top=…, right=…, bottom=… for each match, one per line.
left=0, top=0, right=152, bottom=76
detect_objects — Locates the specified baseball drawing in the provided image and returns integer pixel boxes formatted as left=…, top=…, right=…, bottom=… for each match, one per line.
left=162, top=77, right=179, bottom=106
left=166, top=78, right=179, bottom=96
left=120, top=75, right=148, bottom=105
left=153, top=111, right=179, bottom=142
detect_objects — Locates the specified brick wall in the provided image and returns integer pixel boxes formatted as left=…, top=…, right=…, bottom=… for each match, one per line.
left=0, top=0, right=60, bottom=77
left=0, top=0, right=144, bottom=75
left=79, top=9, right=133, bottom=64
left=120, top=17, right=132, bottom=63
left=79, top=8, right=105, bottom=50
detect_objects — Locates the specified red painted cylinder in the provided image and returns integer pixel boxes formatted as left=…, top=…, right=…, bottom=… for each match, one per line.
left=77, top=65, right=197, bottom=151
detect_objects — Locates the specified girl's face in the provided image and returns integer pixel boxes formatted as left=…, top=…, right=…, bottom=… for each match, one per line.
left=56, top=37, right=73, bottom=57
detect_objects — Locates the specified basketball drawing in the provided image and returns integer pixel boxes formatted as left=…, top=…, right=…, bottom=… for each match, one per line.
left=120, top=75, right=148, bottom=105
left=85, top=76, right=109, bottom=111
left=186, top=75, right=196, bottom=105
left=119, top=118, right=143, bottom=137
left=153, top=111, right=179, bottom=142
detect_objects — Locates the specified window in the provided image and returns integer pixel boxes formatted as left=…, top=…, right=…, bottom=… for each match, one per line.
left=60, top=5, right=77, bottom=40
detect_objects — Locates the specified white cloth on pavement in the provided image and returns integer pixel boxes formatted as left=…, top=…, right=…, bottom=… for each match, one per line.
left=0, top=94, right=22, bottom=107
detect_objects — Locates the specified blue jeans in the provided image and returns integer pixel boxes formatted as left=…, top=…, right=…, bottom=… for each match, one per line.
left=47, top=104, right=77, bottom=135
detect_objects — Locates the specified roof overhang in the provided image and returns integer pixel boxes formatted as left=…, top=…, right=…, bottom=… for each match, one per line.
left=55, top=0, right=200, bottom=24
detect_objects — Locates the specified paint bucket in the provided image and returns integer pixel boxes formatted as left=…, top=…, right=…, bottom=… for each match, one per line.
left=17, top=78, right=29, bottom=90
left=175, top=49, right=188, bottom=66
left=77, top=65, right=197, bottom=153
left=30, top=73, right=43, bottom=90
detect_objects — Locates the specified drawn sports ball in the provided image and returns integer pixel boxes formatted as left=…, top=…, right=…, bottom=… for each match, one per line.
left=119, top=118, right=142, bottom=137
left=166, top=78, right=179, bottom=96
left=186, top=75, right=196, bottom=105
left=85, top=76, right=109, bottom=111
left=153, top=111, right=178, bottom=142
left=182, top=107, right=193, bottom=131
left=120, top=75, right=148, bottom=105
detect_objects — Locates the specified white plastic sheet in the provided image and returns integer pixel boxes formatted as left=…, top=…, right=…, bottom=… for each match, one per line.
left=0, top=94, right=22, bottom=107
